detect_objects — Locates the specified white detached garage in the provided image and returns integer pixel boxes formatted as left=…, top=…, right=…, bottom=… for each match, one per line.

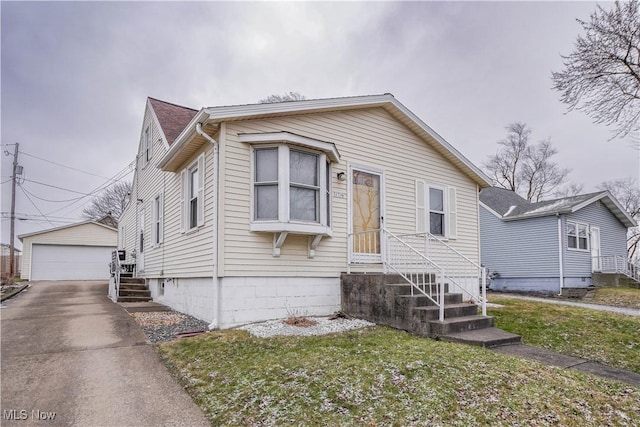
left=19, top=221, right=117, bottom=281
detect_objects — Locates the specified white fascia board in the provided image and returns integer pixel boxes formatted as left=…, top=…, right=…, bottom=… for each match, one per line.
left=205, top=94, right=491, bottom=187
left=479, top=201, right=503, bottom=219
left=204, top=94, right=393, bottom=120
left=572, top=191, right=637, bottom=228
left=386, top=98, right=493, bottom=188
left=162, top=93, right=490, bottom=187
left=157, top=109, right=209, bottom=170
left=18, top=221, right=117, bottom=240
left=239, top=131, right=341, bottom=162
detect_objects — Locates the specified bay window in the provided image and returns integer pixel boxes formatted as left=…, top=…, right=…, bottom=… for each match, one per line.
left=242, top=131, right=339, bottom=240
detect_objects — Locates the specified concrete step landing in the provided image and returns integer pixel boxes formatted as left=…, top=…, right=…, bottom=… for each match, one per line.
left=439, top=327, right=522, bottom=348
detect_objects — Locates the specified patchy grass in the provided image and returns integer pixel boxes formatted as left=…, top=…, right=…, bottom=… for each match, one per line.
left=488, top=296, right=640, bottom=373
left=589, top=287, right=640, bottom=309
left=159, top=327, right=639, bottom=426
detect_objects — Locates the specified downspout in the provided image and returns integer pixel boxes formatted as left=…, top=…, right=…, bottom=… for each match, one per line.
left=557, top=213, right=564, bottom=295
left=195, top=122, right=221, bottom=330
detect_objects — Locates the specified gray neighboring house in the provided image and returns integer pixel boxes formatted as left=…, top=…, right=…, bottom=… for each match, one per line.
left=479, top=187, right=638, bottom=294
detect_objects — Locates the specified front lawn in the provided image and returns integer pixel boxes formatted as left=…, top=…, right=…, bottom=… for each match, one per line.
left=159, top=327, right=639, bottom=426
left=488, top=296, right=640, bottom=373
left=589, top=287, right=640, bottom=309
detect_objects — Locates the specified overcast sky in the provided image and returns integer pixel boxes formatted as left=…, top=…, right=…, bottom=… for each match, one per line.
left=2, top=1, right=638, bottom=248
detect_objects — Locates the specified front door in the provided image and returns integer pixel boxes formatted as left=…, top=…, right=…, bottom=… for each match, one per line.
left=350, top=166, right=384, bottom=263
left=138, top=208, right=145, bottom=273
left=591, top=226, right=601, bottom=272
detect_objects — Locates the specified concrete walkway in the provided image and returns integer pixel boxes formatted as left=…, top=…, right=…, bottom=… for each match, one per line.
left=1, top=280, right=209, bottom=426
left=489, top=292, right=640, bottom=386
left=490, top=292, right=640, bottom=317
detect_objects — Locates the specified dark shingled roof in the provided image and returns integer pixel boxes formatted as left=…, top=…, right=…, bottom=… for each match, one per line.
left=480, top=187, right=636, bottom=227
left=479, top=187, right=528, bottom=215
left=148, top=97, right=198, bottom=146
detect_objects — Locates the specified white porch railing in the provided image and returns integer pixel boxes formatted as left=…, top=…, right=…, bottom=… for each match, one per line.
left=347, top=228, right=487, bottom=321
left=348, top=229, right=383, bottom=267
left=594, top=255, right=640, bottom=283
left=397, top=232, right=487, bottom=310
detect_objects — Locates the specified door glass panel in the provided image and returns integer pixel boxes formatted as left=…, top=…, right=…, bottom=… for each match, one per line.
left=352, top=170, right=381, bottom=254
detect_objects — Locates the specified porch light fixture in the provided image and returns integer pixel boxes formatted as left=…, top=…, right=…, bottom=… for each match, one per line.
left=337, top=172, right=346, bottom=181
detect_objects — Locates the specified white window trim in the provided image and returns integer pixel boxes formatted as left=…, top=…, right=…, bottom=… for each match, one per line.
left=249, top=144, right=333, bottom=237
left=152, top=193, right=164, bottom=246
left=567, top=220, right=590, bottom=252
left=416, top=181, right=457, bottom=239
left=180, top=153, right=205, bottom=233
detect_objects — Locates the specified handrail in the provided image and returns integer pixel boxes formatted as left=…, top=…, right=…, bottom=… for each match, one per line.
left=384, top=229, right=444, bottom=319
left=346, top=228, right=488, bottom=319
left=594, top=255, right=640, bottom=283
left=396, top=232, right=487, bottom=315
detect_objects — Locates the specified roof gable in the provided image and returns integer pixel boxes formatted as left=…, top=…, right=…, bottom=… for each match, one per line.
left=148, top=97, right=198, bottom=146
left=157, top=94, right=493, bottom=188
left=480, top=187, right=637, bottom=228
left=18, top=221, right=117, bottom=240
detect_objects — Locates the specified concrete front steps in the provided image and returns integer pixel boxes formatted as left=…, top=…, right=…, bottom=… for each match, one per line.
left=118, top=278, right=152, bottom=303
left=341, top=273, right=521, bottom=348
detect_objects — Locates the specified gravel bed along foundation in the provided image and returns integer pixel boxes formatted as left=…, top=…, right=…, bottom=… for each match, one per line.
left=130, top=311, right=209, bottom=344
left=131, top=310, right=375, bottom=343
left=239, top=316, right=375, bottom=338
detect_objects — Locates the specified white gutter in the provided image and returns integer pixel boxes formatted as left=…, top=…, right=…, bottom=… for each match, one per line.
left=196, top=123, right=221, bottom=330
left=557, top=214, right=564, bottom=295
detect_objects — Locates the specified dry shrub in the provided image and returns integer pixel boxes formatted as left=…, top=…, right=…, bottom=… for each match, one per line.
left=283, top=316, right=318, bottom=328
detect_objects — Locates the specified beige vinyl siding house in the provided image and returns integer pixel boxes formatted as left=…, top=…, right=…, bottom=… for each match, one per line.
left=114, top=94, right=491, bottom=327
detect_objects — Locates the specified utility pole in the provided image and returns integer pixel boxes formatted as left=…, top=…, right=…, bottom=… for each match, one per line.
left=9, top=143, right=19, bottom=278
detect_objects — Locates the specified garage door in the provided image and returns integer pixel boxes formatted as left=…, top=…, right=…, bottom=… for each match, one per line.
left=31, top=244, right=115, bottom=280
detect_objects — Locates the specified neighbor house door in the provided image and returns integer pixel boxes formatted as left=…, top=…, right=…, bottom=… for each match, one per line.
left=349, top=166, right=384, bottom=263
left=591, top=226, right=601, bottom=272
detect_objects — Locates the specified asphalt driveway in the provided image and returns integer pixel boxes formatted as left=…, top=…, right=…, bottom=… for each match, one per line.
left=1, top=280, right=209, bottom=426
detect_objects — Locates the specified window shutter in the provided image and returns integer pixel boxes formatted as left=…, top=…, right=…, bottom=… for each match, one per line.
left=158, top=193, right=164, bottom=244
left=197, top=153, right=205, bottom=226
left=180, top=169, right=187, bottom=233
left=152, top=199, right=158, bottom=246
left=448, top=186, right=457, bottom=239
left=416, top=180, right=426, bottom=233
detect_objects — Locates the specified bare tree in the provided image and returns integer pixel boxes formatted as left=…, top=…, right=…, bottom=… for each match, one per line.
left=484, top=123, right=570, bottom=202
left=554, top=183, right=585, bottom=198
left=598, top=177, right=640, bottom=260
left=259, top=92, right=307, bottom=103
left=82, top=181, right=132, bottom=227
left=551, top=0, right=640, bottom=139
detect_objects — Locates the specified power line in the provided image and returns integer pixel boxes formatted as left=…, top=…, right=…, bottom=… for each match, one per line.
left=19, top=184, right=87, bottom=203
left=20, top=150, right=111, bottom=180
left=19, top=185, right=55, bottom=227
left=45, top=165, right=133, bottom=217
left=21, top=178, right=93, bottom=195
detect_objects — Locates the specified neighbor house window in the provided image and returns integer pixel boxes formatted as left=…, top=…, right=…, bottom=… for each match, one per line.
left=152, top=194, right=163, bottom=245
left=181, top=153, right=205, bottom=232
left=567, top=221, right=589, bottom=250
